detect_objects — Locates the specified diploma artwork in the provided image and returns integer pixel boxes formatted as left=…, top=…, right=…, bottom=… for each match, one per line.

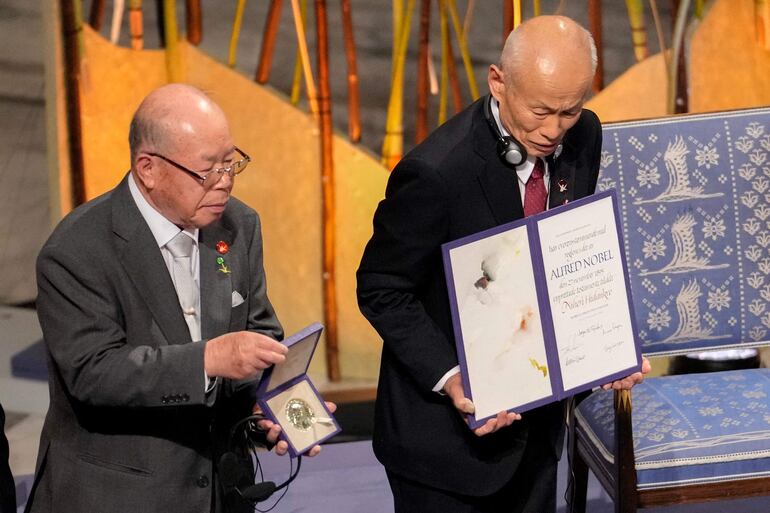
left=442, top=190, right=642, bottom=427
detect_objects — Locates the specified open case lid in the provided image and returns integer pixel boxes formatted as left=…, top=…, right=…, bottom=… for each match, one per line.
left=257, top=322, right=323, bottom=395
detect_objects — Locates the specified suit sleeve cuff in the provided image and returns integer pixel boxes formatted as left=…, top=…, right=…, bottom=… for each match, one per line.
left=433, top=366, right=460, bottom=395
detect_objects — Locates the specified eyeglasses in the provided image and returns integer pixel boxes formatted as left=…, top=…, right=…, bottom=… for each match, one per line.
left=148, top=146, right=251, bottom=188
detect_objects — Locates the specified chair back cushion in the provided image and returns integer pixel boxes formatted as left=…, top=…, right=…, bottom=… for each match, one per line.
left=600, top=108, right=770, bottom=356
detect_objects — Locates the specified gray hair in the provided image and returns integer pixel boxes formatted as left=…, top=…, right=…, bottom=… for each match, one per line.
left=128, top=111, right=165, bottom=165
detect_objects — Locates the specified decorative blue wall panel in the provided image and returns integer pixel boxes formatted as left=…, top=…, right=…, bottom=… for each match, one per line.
left=599, top=108, right=770, bottom=356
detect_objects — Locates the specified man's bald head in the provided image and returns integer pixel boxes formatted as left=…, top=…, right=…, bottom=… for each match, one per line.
left=486, top=16, right=596, bottom=158
left=128, top=84, right=237, bottom=228
left=499, top=15, right=596, bottom=90
left=128, top=84, right=228, bottom=166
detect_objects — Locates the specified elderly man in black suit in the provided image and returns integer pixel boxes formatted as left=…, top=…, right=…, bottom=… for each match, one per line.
left=25, top=84, right=328, bottom=513
left=357, top=15, right=649, bottom=513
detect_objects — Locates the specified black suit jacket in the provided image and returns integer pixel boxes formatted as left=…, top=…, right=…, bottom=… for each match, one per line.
left=357, top=97, right=601, bottom=496
left=1, top=403, right=15, bottom=513
left=26, top=176, right=282, bottom=513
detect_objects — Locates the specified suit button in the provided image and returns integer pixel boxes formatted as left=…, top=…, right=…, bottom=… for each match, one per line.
left=197, top=475, right=209, bottom=488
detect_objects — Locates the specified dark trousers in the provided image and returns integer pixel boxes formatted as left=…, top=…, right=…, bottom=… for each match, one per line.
left=1, top=403, right=16, bottom=513
left=387, top=410, right=562, bottom=513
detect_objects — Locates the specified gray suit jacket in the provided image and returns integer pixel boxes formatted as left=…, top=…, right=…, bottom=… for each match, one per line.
left=26, top=175, right=282, bottom=513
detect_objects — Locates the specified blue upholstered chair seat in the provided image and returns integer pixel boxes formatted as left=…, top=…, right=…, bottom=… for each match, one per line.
left=575, top=369, right=770, bottom=490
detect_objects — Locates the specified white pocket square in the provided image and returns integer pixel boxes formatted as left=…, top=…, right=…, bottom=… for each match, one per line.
left=231, top=291, right=245, bottom=307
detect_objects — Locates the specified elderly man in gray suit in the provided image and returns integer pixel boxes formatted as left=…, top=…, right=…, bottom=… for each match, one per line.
left=25, top=84, right=325, bottom=513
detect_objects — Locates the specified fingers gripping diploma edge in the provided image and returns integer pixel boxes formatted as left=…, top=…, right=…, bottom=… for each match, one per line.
left=442, top=373, right=521, bottom=437
left=601, top=356, right=652, bottom=391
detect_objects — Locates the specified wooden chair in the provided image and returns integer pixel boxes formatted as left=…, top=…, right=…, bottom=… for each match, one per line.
left=569, top=107, right=770, bottom=512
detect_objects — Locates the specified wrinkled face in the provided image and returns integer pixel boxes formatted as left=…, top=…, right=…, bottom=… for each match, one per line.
left=140, top=114, right=237, bottom=229
left=489, top=60, right=592, bottom=158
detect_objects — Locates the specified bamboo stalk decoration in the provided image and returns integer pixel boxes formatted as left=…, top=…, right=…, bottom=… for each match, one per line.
left=674, top=41, right=687, bottom=114
left=228, top=0, right=247, bottom=67
left=289, top=1, right=305, bottom=104
left=438, top=0, right=450, bottom=124
left=649, top=0, right=669, bottom=70
left=668, top=0, right=691, bottom=114
left=436, top=0, right=464, bottom=123
left=289, top=0, right=319, bottom=117
left=503, top=0, right=513, bottom=43
left=427, top=42, right=439, bottom=95
left=256, top=0, right=284, bottom=84
left=392, top=0, right=404, bottom=75
left=416, top=0, right=431, bottom=144
left=589, top=0, right=603, bottom=92
left=625, top=0, right=649, bottom=62
left=381, top=0, right=416, bottom=169
left=513, top=0, right=522, bottom=29
left=89, top=0, right=106, bottom=29
left=758, top=0, right=770, bottom=49
left=313, top=0, right=340, bottom=382
left=669, top=0, right=679, bottom=32
left=110, top=0, right=125, bottom=44
left=462, top=0, right=475, bottom=38
left=446, top=0, right=479, bottom=100
left=128, top=0, right=144, bottom=50
left=163, top=0, right=184, bottom=82
left=340, top=0, right=361, bottom=142
left=74, top=0, right=87, bottom=71
left=290, top=0, right=307, bottom=105
left=694, top=0, right=705, bottom=18
left=185, top=0, right=202, bottom=45
left=156, top=0, right=166, bottom=46
left=442, top=0, right=463, bottom=115
left=62, top=0, right=86, bottom=206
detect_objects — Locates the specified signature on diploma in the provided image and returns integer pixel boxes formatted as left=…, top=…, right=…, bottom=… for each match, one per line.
left=564, top=354, right=586, bottom=367
left=561, top=336, right=586, bottom=367
left=578, top=323, right=602, bottom=338
left=563, top=322, right=619, bottom=366
left=563, top=323, right=601, bottom=353
left=602, top=324, right=625, bottom=352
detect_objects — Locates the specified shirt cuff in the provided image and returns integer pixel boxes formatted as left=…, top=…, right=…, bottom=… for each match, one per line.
left=433, top=366, right=460, bottom=395
left=204, top=372, right=218, bottom=393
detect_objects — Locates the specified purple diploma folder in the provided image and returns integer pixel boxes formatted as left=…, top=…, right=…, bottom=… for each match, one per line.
left=442, top=189, right=642, bottom=429
left=256, top=323, right=341, bottom=457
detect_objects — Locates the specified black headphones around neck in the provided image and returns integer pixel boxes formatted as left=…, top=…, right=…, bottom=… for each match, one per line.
left=217, top=414, right=302, bottom=509
left=484, top=94, right=528, bottom=168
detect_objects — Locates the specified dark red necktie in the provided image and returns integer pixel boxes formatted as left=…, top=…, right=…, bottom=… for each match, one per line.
left=523, top=158, right=547, bottom=217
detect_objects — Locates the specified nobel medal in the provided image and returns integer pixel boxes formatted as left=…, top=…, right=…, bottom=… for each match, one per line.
left=285, top=398, right=315, bottom=431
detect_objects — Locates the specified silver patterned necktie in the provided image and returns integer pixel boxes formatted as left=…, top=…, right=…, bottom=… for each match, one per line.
left=165, top=231, right=201, bottom=341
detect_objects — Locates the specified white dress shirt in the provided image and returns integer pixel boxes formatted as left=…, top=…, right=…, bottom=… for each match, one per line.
left=128, top=173, right=215, bottom=391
